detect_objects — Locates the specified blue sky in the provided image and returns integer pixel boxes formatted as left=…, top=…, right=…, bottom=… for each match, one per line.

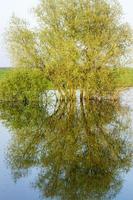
left=0, top=0, right=133, bottom=67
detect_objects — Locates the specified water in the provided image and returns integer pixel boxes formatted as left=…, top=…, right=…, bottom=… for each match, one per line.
left=0, top=89, right=133, bottom=200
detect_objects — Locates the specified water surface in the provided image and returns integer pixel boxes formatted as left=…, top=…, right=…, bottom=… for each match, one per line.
left=0, top=89, right=133, bottom=200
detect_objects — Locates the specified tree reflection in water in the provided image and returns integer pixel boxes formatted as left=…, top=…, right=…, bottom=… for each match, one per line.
left=0, top=98, right=132, bottom=200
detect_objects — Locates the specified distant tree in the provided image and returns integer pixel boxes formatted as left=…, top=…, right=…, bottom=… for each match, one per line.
left=6, top=0, right=133, bottom=99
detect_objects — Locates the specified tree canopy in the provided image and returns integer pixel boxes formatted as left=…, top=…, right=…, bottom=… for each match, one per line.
left=6, top=0, right=133, bottom=98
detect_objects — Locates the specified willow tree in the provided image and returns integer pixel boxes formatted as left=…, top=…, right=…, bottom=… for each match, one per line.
left=6, top=0, right=133, bottom=99
left=6, top=16, right=45, bottom=69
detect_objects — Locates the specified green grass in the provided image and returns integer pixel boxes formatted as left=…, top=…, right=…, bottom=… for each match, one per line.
left=117, top=67, right=133, bottom=88
left=0, top=68, right=11, bottom=79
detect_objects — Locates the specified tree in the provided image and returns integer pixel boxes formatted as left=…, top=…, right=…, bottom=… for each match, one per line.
left=6, top=16, right=45, bottom=70
left=6, top=0, right=133, bottom=99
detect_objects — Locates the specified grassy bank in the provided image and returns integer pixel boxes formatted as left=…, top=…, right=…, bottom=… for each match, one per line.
left=117, top=67, right=133, bottom=88
left=0, top=68, right=11, bottom=79
left=1, top=67, right=133, bottom=89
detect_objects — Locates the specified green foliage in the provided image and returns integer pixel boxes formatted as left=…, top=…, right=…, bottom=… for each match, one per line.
left=0, top=68, right=48, bottom=102
left=0, top=68, right=11, bottom=79
left=2, top=67, right=133, bottom=89
left=6, top=0, right=133, bottom=97
left=117, top=67, right=133, bottom=88
left=6, top=16, right=45, bottom=70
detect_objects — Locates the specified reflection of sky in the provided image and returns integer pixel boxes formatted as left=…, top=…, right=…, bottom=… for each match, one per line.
left=0, top=0, right=133, bottom=67
left=116, top=168, right=133, bottom=200
left=116, top=88, right=133, bottom=199
left=0, top=122, right=41, bottom=200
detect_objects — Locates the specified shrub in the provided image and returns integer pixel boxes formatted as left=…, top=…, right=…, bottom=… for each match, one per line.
left=0, top=68, right=48, bottom=102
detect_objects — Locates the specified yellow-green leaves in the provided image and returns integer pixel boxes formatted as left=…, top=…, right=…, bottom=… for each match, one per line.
left=6, top=16, right=45, bottom=70
left=5, top=0, right=133, bottom=98
left=0, top=68, right=48, bottom=102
